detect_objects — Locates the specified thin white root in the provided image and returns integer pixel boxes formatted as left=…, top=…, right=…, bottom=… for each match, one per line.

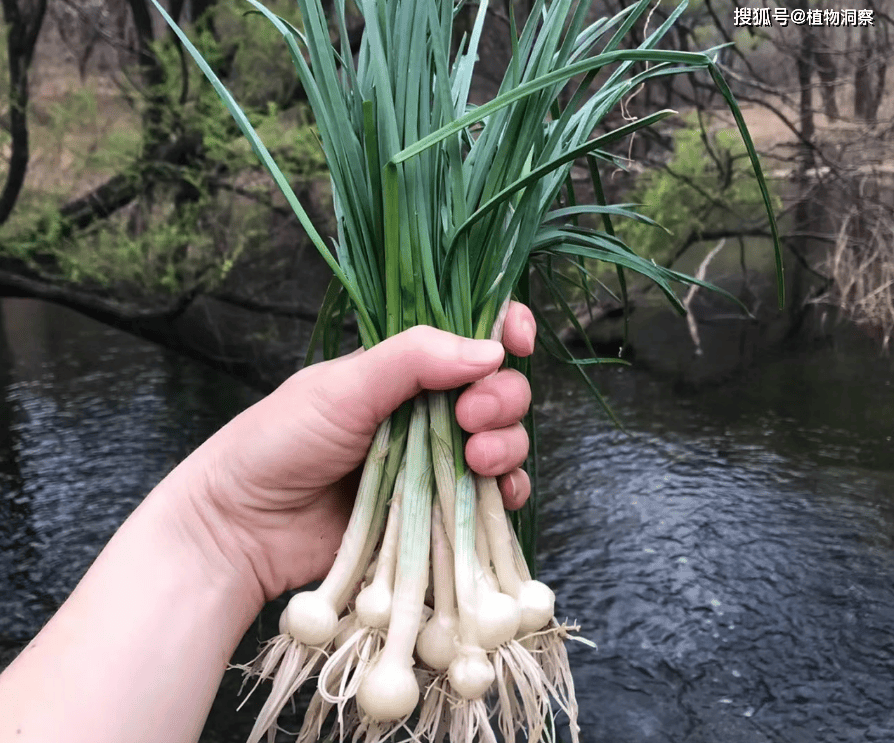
left=233, top=633, right=294, bottom=706
left=415, top=670, right=452, bottom=742
left=500, top=638, right=560, bottom=743
left=242, top=638, right=328, bottom=743
left=295, top=689, right=336, bottom=743
left=448, top=696, right=498, bottom=743
left=318, top=626, right=386, bottom=736
left=522, top=621, right=588, bottom=743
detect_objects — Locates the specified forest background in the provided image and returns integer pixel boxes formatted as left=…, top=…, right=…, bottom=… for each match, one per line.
left=1, top=0, right=892, bottom=391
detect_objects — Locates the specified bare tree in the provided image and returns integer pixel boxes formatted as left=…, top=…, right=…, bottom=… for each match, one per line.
left=0, top=0, right=344, bottom=388
left=0, top=0, right=46, bottom=226
left=814, top=28, right=840, bottom=119
left=853, top=17, right=889, bottom=121
left=49, top=0, right=131, bottom=80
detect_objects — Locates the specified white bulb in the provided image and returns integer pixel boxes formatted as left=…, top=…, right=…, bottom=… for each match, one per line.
left=416, top=613, right=458, bottom=671
left=356, top=660, right=419, bottom=721
left=475, top=591, right=520, bottom=649
left=448, top=646, right=495, bottom=699
left=278, top=607, right=289, bottom=635
left=355, top=582, right=392, bottom=628
left=517, top=580, right=555, bottom=633
left=286, top=592, right=338, bottom=646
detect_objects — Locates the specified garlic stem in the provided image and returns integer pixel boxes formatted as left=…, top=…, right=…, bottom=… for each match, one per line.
left=286, top=418, right=393, bottom=646
left=448, top=470, right=496, bottom=699
left=478, top=475, right=554, bottom=633
left=429, top=391, right=457, bottom=547
left=475, top=506, right=499, bottom=592
left=416, top=503, right=459, bottom=670
left=356, top=396, right=432, bottom=721
left=477, top=475, right=521, bottom=596
left=355, top=464, right=405, bottom=628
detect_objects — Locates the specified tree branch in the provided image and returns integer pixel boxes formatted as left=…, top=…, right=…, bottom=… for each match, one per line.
left=209, top=289, right=352, bottom=326
left=0, top=258, right=293, bottom=392
left=0, top=0, right=47, bottom=225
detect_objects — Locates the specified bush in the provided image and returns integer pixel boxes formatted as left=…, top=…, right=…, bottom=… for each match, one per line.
left=616, top=115, right=780, bottom=266
left=0, top=0, right=328, bottom=296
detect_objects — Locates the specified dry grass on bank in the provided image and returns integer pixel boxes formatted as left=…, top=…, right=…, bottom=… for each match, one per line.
left=814, top=202, right=894, bottom=348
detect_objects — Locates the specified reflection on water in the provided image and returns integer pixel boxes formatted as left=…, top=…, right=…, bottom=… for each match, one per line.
left=1, top=298, right=893, bottom=742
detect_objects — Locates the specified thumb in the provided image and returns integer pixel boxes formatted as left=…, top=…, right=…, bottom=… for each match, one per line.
left=344, top=326, right=505, bottom=424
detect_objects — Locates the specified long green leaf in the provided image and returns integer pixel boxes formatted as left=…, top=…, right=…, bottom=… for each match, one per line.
left=150, top=0, right=380, bottom=347
left=710, top=64, right=785, bottom=308
left=391, top=50, right=711, bottom=165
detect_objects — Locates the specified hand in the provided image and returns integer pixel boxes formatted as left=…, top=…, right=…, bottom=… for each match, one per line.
left=0, top=303, right=536, bottom=743
left=186, top=302, right=536, bottom=600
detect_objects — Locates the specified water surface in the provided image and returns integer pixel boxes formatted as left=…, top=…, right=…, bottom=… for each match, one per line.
left=0, top=298, right=892, bottom=742
left=535, top=335, right=894, bottom=742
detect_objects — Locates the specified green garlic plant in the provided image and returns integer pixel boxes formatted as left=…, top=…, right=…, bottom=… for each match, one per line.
left=152, top=0, right=782, bottom=740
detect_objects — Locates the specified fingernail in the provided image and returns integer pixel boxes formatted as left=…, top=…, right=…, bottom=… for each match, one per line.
left=461, top=339, right=503, bottom=365
left=504, top=471, right=517, bottom=502
left=521, top=319, right=536, bottom=354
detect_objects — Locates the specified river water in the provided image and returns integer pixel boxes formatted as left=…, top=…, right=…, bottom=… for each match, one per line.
left=0, top=297, right=892, bottom=742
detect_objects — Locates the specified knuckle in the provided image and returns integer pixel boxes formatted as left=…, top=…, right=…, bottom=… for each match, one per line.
left=405, top=324, right=442, bottom=345
left=400, top=325, right=432, bottom=350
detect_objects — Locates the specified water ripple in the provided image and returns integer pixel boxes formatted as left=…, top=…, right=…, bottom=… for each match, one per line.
left=536, top=374, right=894, bottom=743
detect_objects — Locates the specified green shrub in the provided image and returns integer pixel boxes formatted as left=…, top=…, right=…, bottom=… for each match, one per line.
left=0, top=0, right=327, bottom=295
left=50, top=189, right=265, bottom=294
left=616, top=115, right=780, bottom=266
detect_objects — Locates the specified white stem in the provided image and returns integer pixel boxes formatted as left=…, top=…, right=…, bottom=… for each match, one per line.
left=430, top=503, right=456, bottom=614
left=356, top=396, right=432, bottom=721
left=355, top=465, right=405, bottom=628
left=478, top=475, right=555, bottom=634
left=429, top=391, right=457, bottom=548
left=333, top=426, right=403, bottom=612
left=489, top=295, right=512, bottom=343
left=452, top=470, right=480, bottom=644
left=475, top=507, right=499, bottom=592
left=448, top=471, right=495, bottom=699
left=377, top=465, right=405, bottom=584
left=471, top=552, right=520, bottom=650
left=416, top=503, right=459, bottom=671
left=325, top=418, right=392, bottom=603
left=477, top=475, right=521, bottom=596
left=286, top=419, right=392, bottom=646
left=508, top=512, right=533, bottom=581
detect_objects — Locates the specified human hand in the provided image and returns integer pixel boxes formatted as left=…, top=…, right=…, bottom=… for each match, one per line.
left=183, top=302, right=536, bottom=600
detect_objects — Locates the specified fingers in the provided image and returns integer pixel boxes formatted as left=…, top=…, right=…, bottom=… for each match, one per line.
left=455, top=368, right=531, bottom=434
left=498, top=469, right=531, bottom=511
left=335, top=304, right=533, bottom=428
left=330, top=316, right=534, bottom=510
left=464, top=422, right=528, bottom=478
left=346, top=326, right=505, bottom=424
left=455, top=350, right=532, bottom=510
left=501, top=301, right=536, bottom=357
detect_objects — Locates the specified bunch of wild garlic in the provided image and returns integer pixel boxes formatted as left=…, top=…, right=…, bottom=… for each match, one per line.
left=154, top=0, right=781, bottom=740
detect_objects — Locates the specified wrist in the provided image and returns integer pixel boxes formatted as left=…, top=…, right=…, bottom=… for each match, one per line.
left=152, top=447, right=267, bottom=617
left=0, top=446, right=266, bottom=743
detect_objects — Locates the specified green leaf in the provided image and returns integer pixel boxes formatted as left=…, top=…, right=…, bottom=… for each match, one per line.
left=305, top=276, right=347, bottom=367
left=149, top=0, right=380, bottom=347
